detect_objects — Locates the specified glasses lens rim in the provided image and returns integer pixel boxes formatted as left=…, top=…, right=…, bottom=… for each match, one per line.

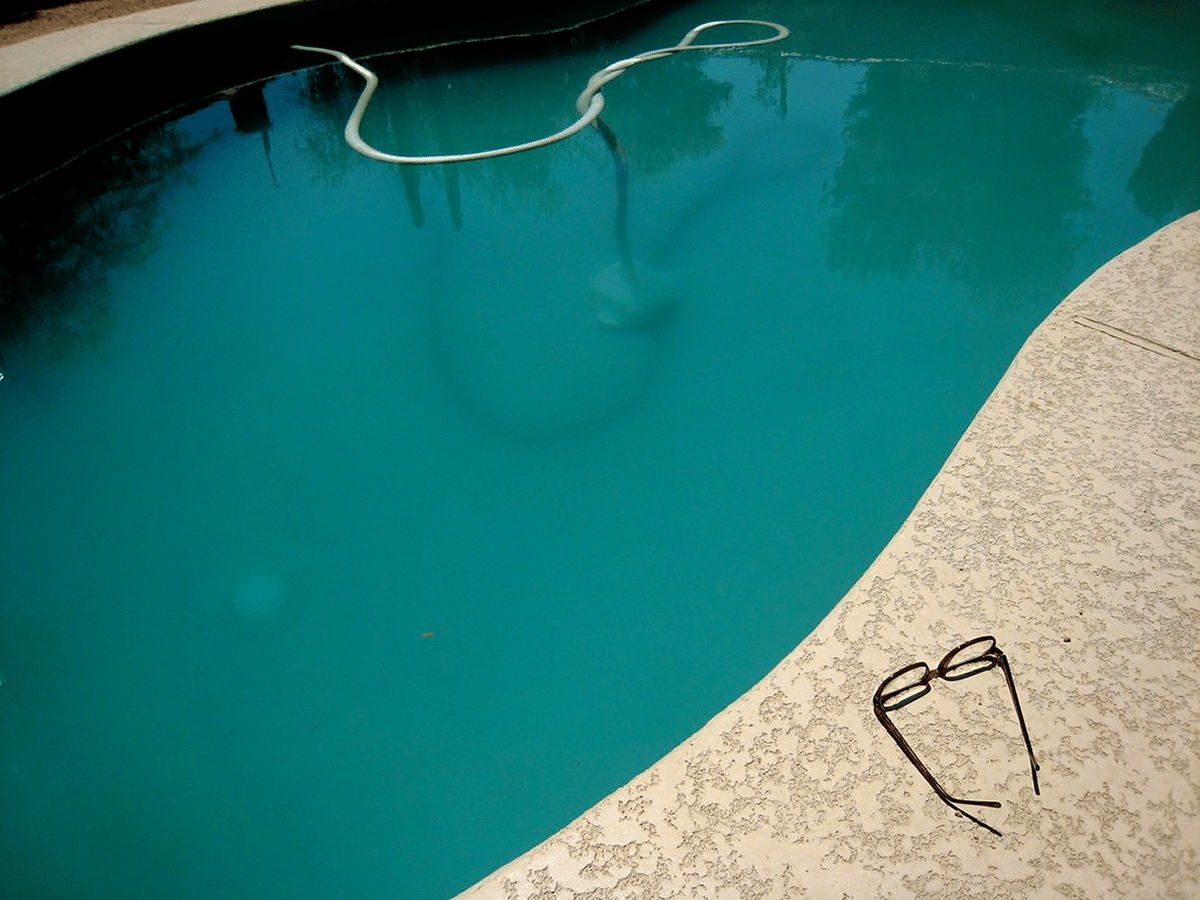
left=878, top=662, right=931, bottom=710
left=938, top=635, right=997, bottom=677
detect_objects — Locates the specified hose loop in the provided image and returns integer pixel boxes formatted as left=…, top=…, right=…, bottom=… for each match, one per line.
left=292, top=19, right=789, bottom=165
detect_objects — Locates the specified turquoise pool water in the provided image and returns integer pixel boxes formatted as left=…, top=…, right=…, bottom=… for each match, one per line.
left=1, top=1, right=1197, bottom=897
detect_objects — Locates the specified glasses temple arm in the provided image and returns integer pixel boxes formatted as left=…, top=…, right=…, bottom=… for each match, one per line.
left=873, top=700, right=1003, bottom=837
left=995, top=654, right=1041, bottom=795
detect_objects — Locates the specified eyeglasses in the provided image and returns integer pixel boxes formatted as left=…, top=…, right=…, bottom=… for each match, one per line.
left=872, top=635, right=1040, bottom=837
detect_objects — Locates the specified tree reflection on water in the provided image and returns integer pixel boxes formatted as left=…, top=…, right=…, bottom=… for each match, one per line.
left=825, top=62, right=1096, bottom=315
left=0, top=121, right=212, bottom=373
left=1129, top=88, right=1200, bottom=222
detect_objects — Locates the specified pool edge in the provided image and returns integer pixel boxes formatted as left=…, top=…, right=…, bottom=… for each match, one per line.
left=458, top=208, right=1200, bottom=899
left=0, top=0, right=299, bottom=93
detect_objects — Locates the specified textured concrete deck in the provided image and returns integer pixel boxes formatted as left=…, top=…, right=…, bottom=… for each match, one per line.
left=0, top=0, right=301, bottom=92
left=459, top=210, right=1200, bottom=898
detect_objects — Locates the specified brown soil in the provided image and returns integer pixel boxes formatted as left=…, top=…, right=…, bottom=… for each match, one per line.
left=0, top=0, right=195, bottom=47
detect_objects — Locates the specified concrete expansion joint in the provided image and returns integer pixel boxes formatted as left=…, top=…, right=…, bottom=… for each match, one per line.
left=1072, top=315, right=1200, bottom=367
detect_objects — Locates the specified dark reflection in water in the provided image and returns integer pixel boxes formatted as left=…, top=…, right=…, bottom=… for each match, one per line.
left=293, top=61, right=363, bottom=186
left=0, top=122, right=212, bottom=373
left=1129, top=88, right=1200, bottom=221
left=752, top=50, right=789, bottom=118
left=226, top=82, right=280, bottom=189
left=599, top=53, right=733, bottom=176
left=825, top=63, right=1096, bottom=314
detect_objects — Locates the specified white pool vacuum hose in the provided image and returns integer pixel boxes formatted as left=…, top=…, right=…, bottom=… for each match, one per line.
left=292, top=19, right=789, bottom=165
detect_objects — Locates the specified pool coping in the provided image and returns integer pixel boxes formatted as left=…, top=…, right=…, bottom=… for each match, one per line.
left=0, top=0, right=301, bottom=92
left=3, top=4, right=1198, bottom=898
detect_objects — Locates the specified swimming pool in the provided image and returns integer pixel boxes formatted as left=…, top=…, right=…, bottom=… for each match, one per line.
left=1, top=1, right=1197, bottom=897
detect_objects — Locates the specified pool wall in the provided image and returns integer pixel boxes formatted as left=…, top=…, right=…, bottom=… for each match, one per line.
left=459, top=208, right=1200, bottom=898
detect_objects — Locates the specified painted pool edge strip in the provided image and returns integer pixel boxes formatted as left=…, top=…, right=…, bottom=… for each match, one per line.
left=458, top=209, right=1200, bottom=899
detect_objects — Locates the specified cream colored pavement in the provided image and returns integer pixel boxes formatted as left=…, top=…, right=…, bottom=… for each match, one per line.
left=460, top=211, right=1200, bottom=898
left=2, top=5, right=1197, bottom=897
left=0, top=0, right=304, bottom=94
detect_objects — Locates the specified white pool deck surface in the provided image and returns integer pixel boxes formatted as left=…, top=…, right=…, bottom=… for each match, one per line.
left=2, top=3, right=1198, bottom=898
left=0, top=0, right=303, bottom=91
